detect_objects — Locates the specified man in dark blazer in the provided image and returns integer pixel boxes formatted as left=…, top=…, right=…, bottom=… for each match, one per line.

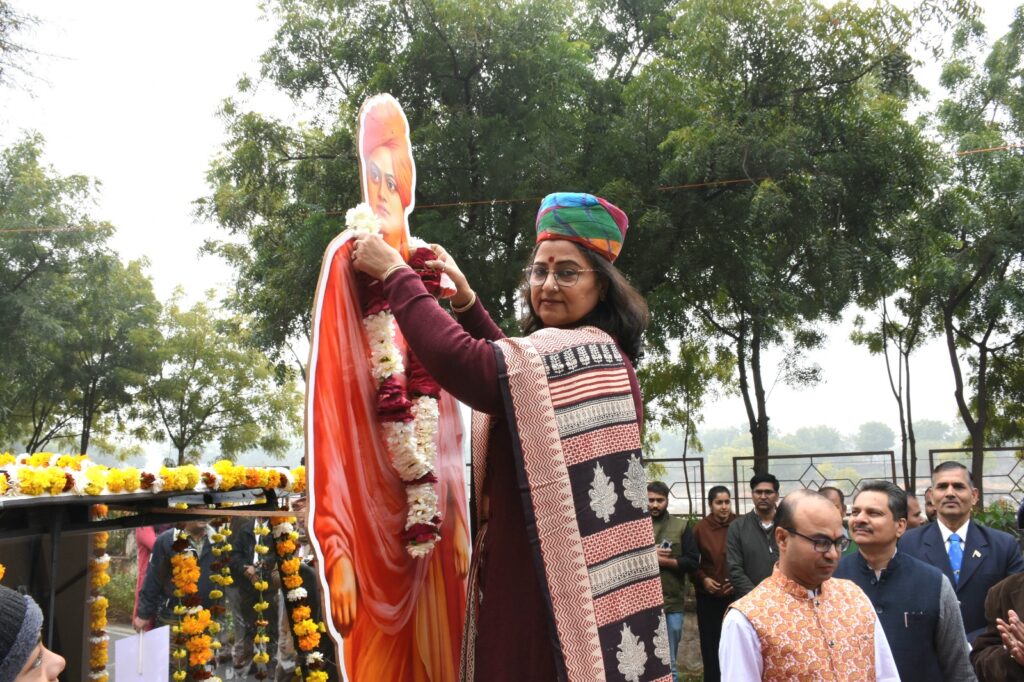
left=900, top=461, right=1024, bottom=641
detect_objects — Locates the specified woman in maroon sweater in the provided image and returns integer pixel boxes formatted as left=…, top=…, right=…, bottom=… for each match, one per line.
left=352, top=192, right=660, bottom=681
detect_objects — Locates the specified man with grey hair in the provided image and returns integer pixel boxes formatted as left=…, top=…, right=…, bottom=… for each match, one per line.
left=835, top=480, right=976, bottom=681
left=900, top=461, right=1024, bottom=640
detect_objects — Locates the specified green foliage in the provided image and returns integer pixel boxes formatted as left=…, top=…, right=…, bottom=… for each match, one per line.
left=973, top=497, right=1017, bottom=534
left=0, top=134, right=159, bottom=455
left=104, top=562, right=137, bottom=622
left=912, top=8, right=1024, bottom=490
left=134, top=291, right=303, bottom=465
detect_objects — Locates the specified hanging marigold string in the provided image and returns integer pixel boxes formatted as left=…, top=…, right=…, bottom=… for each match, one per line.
left=207, top=519, right=231, bottom=665
left=271, top=516, right=328, bottom=682
left=170, top=523, right=217, bottom=682
left=88, top=504, right=110, bottom=682
left=252, top=519, right=273, bottom=680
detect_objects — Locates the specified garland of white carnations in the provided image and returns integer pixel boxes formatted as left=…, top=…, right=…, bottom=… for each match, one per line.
left=347, top=203, right=443, bottom=557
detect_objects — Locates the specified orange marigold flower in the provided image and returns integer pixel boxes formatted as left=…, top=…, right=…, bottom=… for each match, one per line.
left=291, top=605, right=311, bottom=623
left=283, top=575, right=303, bottom=589
left=298, top=632, right=321, bottom=651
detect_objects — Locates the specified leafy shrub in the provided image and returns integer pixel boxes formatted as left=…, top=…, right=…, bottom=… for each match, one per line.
left=105, top=566, right=138, bottom=622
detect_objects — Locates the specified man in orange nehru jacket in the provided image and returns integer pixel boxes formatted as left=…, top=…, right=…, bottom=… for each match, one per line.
left=720, top=489, right=899, bottom=680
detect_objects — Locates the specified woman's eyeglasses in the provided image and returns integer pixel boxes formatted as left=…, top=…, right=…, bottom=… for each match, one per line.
left=524, top=265, right=598, bottom=288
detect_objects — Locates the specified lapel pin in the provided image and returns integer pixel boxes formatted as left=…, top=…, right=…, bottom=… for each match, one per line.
left=973, top=550, right=982, bottom=558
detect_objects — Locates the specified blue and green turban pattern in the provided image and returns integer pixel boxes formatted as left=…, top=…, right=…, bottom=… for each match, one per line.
left=535, top=192, right=629, bottom=262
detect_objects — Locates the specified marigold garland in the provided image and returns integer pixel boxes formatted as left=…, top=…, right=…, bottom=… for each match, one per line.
left=88, top=504, right=110, bottom=682
left=251, top=520, right=272, bottom=681
left=354, top=234, right=445, bottom=557
left=0, top=453, right=306, bottom=499
left=169, top=525, right=217, bottom=682
left=271, top=516, right=329, bottom=682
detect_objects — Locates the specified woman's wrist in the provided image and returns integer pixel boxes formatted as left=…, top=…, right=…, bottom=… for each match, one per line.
left=451, top=290, right=477, bottom=313
left=381, top=262, right=411, bottom=281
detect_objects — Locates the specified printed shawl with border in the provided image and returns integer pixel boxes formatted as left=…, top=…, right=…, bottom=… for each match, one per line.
left=463, top=326, right=671, bottom=682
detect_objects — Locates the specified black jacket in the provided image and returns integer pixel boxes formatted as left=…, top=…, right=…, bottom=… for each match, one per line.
left=137, top=527, right=215, bottom=622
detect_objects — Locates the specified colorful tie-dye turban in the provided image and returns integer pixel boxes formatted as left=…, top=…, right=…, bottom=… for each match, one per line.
left=535, top=192, right=629, bottom=262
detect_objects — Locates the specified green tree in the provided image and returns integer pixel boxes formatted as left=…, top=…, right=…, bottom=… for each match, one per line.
left=854, top=421, right=897, bottom=452
left=0, top=134, right=114, bottom=448
left=136, top=292, right=302, bottom=465
left=636, top=0, right=934, bottom=472
left=63, top=254, right=162, bottom=455
left=920, top=9, right=1024, bottom=500
left=200, top=0, right=599, bottom=366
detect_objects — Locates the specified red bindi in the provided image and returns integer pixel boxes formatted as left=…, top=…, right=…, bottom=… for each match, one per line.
left=547, top=257, right=554, bottom=263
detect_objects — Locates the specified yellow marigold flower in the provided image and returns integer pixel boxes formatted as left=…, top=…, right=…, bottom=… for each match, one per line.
left=209, top=589, right=223, bottom=600
left=90, top=570, right=110, bottom=590
left=0, top=475, right=7, bottom=495
left=253, top=580, right=269, bottom=592
left=84, top=467, right=108, bottom=496
left=0, top=453, right=15, bottom=466
left=172, top=648, right=187, bottom=660
left=180, top=609, right=211, bottom=636
left=208, top=622, right=221, bottom=635
left=254, top=544, right=269, bottom=555
left=305, top=671, right=328, bottom=682
left=173, top=671, right=188, bottom=681
left=293, top=619, right=318, bottom=637
left=253, top=600, right=270, bottom=613
left=290, top=466, right=306, bottom=494
left=252, top=651, right=270, bottom=665
left=27, top=453, right=52, bottom=467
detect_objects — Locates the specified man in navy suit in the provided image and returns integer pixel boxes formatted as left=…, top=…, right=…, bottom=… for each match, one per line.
left=900, top=461, right=1024, bottom=641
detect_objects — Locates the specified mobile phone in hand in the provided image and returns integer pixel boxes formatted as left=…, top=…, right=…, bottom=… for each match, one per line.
left=659, top=540, right=672, bottom=550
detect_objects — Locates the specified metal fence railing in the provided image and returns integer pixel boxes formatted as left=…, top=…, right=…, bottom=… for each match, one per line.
left=729, top=451, right=897, bottom=515
left=642, top=457, right=707, bottom=516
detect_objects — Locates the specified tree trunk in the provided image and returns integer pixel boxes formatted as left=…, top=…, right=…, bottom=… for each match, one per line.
left=749, top=320, right=770, bottom=474
left=905, top=351, right=917, bottom=493
left=943, top=307, right=985, bottom=506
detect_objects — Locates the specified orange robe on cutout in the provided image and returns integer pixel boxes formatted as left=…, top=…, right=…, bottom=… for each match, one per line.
left=306, top=232, right=468, bottom=682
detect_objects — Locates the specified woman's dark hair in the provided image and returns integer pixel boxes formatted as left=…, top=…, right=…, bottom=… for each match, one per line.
left=707, top=485, right=731, bottom=505
left=519, top=242, right=650, bottom=364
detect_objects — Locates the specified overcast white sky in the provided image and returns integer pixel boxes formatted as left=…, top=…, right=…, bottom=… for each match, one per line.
left=1, top=1, right=1018, bottom=447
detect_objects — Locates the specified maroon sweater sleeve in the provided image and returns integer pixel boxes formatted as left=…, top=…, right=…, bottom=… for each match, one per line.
left=454, top=294, right=505, bottom=342
left=383, top=268, right=504, bottom=415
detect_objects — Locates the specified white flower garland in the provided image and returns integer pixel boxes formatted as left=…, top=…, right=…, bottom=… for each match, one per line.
left=347, top=203, right=443, bottom=557
left=361, top=310, right=442, bottom=557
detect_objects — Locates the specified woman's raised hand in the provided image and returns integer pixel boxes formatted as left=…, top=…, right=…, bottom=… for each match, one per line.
left=351, top=232, right=405, bottom=280
left=427, top=244, right=474, bottom=307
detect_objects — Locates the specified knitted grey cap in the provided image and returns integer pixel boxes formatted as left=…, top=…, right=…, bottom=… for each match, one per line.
left=0, top=585, right=44, bottom=682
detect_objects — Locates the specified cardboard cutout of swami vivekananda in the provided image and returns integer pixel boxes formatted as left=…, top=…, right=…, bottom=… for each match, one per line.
left=306, top=94, right=469, bottom=682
